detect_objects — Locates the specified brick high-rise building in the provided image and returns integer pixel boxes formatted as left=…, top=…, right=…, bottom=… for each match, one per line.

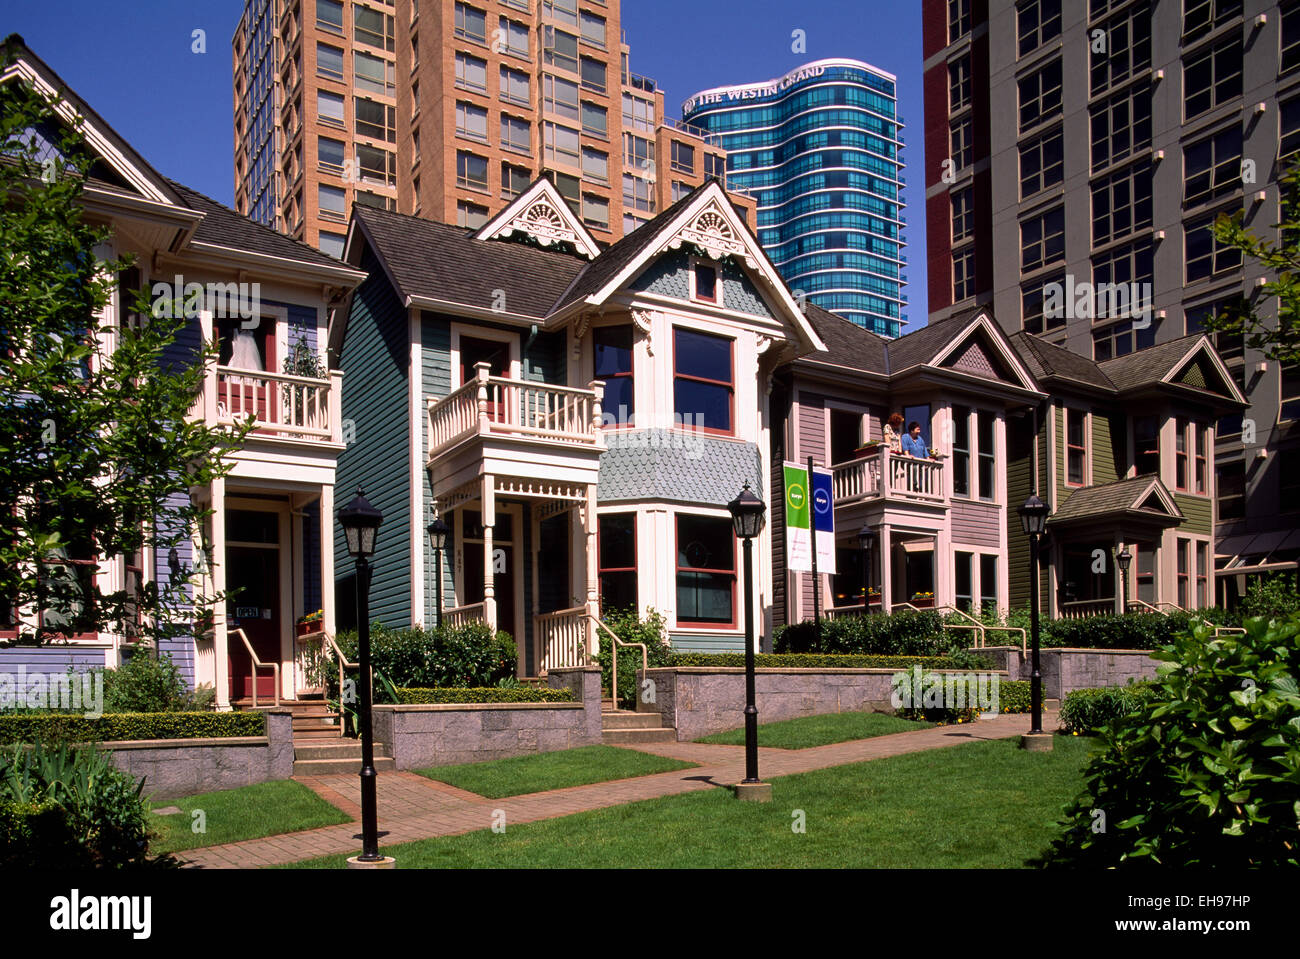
left=922, top=0, right=1300, bottom=600
left=232, top=0, right=750, bottom=257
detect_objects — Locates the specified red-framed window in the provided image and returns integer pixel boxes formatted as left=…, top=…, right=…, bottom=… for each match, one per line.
left=1194, top=422, right=1208, bottom=494
left=593, top=325, right=634, bottom=428
left=1177, top=538, right=1190, bottom=608
left=1175, top=417, right=1190, bottom=490
left=1066, top=408, right=1087, bottom=486
left=1135, top=540, right=1156, bottom=604
left=692, top=261, right=718, bottom=303
left=597, top=513, right=637, bottom=613
left=675, top=513, right=735, bottom=627
left=673, top=327, right=733, bottom=435
left=38, top=528, right=99, bottom=641
left=1196, top=541, right=1209, bottom=608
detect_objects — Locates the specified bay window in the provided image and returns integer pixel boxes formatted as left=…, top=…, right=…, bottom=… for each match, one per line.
left=593, top=325, right=633, bottom=425
left=675, top=514, right=735, bottom=626
left=598, top=513, right=637, bottom=613
left=673, top=328, right=733, bottom=434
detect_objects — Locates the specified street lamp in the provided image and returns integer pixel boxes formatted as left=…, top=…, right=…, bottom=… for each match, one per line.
left=427, top=504, right=449, bottom=629
left=727, top=481, right=768, bottom=801
left=1116, top=546, right=1132, bottom=614
left=858, top=523, right=876, bottom=616
left=338, top=488, right=389, bottom=867
left=1018, top=493, right=1050, bottom=748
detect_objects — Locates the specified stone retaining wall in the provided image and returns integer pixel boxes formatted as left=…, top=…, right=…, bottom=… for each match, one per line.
left=373, top=666, right=602, bottom=769
left=978, top=646, right=1158, bottom=698
left=102, top=708, right=293, bottom=799
left=636, top=667, right=1005, bottom=742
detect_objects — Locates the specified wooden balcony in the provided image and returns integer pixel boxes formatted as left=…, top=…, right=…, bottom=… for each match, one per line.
left=426, top=364, right=605, bottom=493
left=830, top=448, right=947, bottom=508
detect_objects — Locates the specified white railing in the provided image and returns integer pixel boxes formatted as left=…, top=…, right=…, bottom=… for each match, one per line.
left=831, top=448, right=945, bottom=505
left=194, top=633, right=215, bottom=689
left=200, top=364, right=342, bottom=443
left=427, top=363, right=603, bottom=460
left=1060, top=598, right=1116, bottom=620
left=1127, top=598, right=1246, bottom=637
left=444, top=602, right=486, bottom=629
left=535, top=605, right=588, bottom=674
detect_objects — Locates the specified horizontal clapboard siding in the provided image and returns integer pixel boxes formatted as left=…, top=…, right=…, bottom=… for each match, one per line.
left=951, top=500, right=1001, bottom=550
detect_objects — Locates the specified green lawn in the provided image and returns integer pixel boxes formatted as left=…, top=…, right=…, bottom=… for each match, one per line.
left=415, top=744, right=698, bottom=798
left=695, top=711, right=932, bottom=749
left=149, top=780, right=351, bottom=854
left=287, top=735, right=1094, bottom=868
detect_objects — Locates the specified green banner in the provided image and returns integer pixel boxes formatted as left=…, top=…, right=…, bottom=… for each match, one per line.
left=784, top=463, right=812, bottom=572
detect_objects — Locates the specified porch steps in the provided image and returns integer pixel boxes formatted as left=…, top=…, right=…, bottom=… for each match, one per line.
left=601, top=709, right=676, bottom=745
left=232, top=696, right=345, bottom=740
left=292, top=739, right=395, bottom=777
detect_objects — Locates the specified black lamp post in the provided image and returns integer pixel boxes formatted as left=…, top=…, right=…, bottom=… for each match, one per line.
left=427, top=506, right=449, bottom=629
left=338, top=488, right=385, bottom=864
left=858, top=523, right=876, bottom=615
left=1018, top=493, right=1049, bottom=738
left=1116, top=546, right=1132, bottom=614
left=728, top=482, right=766, bottom=795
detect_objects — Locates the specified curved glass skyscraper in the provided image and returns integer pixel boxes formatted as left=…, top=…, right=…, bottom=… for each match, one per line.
left=683, top=59, right=906, bottom=337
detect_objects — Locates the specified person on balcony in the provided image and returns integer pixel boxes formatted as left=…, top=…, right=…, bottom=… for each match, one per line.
left=882, top=412, right=905, bottom=453
left=900, top=421, right=929, bottom=459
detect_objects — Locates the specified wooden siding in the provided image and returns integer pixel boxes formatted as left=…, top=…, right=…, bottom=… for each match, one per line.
left=1174, top=494, right=1213, bottom=536
left=951, top=500, right=1001, bottom=549
left=669, top=631, right=743, bottom=653
left=1007, top=408, right=1049, bottom=608
left=335, top=251, right=412, bottom=629
left=421, top=312, right=452, bottom=626
left=1093, top=412, right=1122, bottom=485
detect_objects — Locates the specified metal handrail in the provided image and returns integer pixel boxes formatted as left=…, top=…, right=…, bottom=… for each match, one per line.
left=230, top=628, right=280, bottom=707
left=585, top=614, right=646, bottom=709
left=1126, top=598, right=1246, bottom=637
left=322, top=631, right=372, bottom=709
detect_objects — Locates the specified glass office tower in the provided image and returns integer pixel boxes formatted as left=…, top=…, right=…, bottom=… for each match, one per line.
left=683, top=59, right=907, bottom=337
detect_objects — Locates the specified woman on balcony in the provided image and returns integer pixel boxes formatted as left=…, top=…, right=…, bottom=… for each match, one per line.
left=882, top=412, right=904, bottom=453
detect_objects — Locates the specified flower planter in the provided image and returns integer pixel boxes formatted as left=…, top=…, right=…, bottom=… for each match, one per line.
left=295, top=621, right=322, bottom=638
left=853, top=445, right=881, bottom=460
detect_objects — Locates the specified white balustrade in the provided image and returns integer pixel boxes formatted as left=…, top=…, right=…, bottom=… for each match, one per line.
left=831, top=448, right=944, bottom=504
left=427, top=375, right=601, bottom=459
left=204, top=365, right=337, bottom=442
left=535, top=605, right=589, bottom=673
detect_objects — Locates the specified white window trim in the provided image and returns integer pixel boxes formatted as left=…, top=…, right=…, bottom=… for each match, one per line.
left=688, top=256, right=723, bottom=307
left=450, top=323, right=520, bottom=387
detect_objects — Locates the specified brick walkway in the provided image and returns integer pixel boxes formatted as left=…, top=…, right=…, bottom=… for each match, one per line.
left=180, top=709, right=1057, bottom=869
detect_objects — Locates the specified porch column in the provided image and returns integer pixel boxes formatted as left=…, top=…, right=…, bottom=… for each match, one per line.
left=879, top=523, right=892, bottom=614
left=320, top=484, right=336, bottom=637
left=212, top=477, right=230, bottom=711
left=935, top=526, right=952, bottom=610
left=584, top=484, right=599, bottom=658
left=482, top=474, right=497, bottom=631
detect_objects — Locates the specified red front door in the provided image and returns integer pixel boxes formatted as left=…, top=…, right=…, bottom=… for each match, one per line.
left=227, top=545, right=281, bottom=701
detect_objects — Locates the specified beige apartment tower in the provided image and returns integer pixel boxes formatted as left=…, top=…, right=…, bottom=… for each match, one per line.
left=233, top=0, right=751, bottom=255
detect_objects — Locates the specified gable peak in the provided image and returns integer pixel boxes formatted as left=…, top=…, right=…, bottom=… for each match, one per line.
left=474, top=177, right=601, bottom=259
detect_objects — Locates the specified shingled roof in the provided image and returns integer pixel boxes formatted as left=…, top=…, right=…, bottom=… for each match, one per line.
left=1050, top=475, right=1182, bottom=525
left=1098, top=333, right=1204, bottom=391
left=353, top=205, right=587, bottom=318
left=1009, top=332, right=1116, bottom=392
left=800, top=302, right=888, bottom=373
left=167, top=179, right=353, bottom=271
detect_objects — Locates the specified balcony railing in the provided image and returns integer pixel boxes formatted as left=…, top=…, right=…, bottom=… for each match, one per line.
left=1060, top=598, right=1116, bottom=619
left=535, top=605, right=588, bottom=674
left=831, top=447, right=945, bottom=505
left=198, top=365, right=342, bottom=444
left=427, top=364, right=604, bottom=460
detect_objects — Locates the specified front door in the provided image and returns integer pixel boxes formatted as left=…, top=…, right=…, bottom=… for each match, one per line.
left=461, top=508, right=517, bottom=642
left=226, top=509, right=282, bottom=701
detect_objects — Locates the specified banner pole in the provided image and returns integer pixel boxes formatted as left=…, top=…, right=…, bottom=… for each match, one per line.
left=808, top=455, right=820, bottom=627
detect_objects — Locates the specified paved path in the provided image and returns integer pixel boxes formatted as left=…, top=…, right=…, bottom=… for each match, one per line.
left=180, top=709, right=1057, bottom=869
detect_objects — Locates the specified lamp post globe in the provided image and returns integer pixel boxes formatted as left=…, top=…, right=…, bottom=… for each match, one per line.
left=727, top=482, right=768, bottom=799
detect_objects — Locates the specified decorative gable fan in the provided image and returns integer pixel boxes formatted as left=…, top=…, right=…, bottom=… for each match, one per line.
left=662, top=202, right=756, bottom=267
left=474, top=177, right=601, bottom=260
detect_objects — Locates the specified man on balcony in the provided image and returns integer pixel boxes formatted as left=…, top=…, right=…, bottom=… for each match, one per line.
left=900, top=421, right=929, bottom=459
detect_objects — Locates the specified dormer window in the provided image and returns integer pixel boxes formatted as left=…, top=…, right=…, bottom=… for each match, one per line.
left=692, top=261, right=718, bottom=304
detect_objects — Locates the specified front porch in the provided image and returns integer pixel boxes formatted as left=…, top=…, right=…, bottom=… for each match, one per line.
left=427, top=363, right=606, bottom=677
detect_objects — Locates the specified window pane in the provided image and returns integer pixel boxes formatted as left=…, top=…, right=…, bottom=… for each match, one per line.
left=675, top=328, right=731, bottom=382
left=676, top=515, right=734, bottom=624
left=317, top=90, right=344, bottom=125
left=317, top=42, right=344, bottom=79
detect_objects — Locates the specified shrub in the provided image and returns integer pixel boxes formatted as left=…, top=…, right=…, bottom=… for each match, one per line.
left=1039, top=615, right=1300, bottom=867
left=101, top=651, right=189, bottom=713
left=891, top=674, right=1028, bottom=724
left=396, top=686, right=574, bottom=704
left=596, top=607, right=674, bottom=707
left=0, top=743, right=163, bottom=868
left=0, top=712, right=265, bottom=745
left=334, top=621, right=516, bottom=690
left=773, top=610, right=949, bottom=656
left=1239, top=572, right=1300, bottom=621
left=1059, top=683, right=1157, bottom=734
left=665, top=652, right=952, bottom=669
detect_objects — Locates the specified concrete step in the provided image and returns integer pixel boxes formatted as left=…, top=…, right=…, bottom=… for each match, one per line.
left=292, top=755, right=396, bottom=776
left=292, top=715, right=340, bottom=728
left=292, top=728, right=344, bottom=740
left=601, top=711, right=662, bottom=730
left=601, top=727, right=677, bottom=745
left=294, top=741, right=389, bottom=761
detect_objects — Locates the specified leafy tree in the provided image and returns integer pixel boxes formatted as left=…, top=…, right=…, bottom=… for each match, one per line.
left=0, top=67, right=249, bottom=646
left=1204, top=161, right=1300, bottom=363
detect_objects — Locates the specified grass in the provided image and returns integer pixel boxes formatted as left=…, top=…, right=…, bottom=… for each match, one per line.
left=694, top=711, right=932, bottom=749
left=415, top=744, right=698, bottom=798
left=286, top=735, right=1095, bottom=868
left=148, top=780, right=351, bottom=854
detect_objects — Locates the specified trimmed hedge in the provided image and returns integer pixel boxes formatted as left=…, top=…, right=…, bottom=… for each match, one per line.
left=995, top=679, right=1034, bottom=714
left=1041, top=613, right=1195, bottom=650
left=1059, top=683, right=1156, bottom=734
left=775, top=610, right=949, bottom=656
left=666, top=652, right=954, bottom=669
left=334, top=622, right=517, bottom=692
left=395, top=687, right=575, bottom=704
left=0, top=711, right=266, bottom=745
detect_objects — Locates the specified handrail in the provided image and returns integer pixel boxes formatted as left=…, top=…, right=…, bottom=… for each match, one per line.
left=584, top=614, right=646, bottom=709
left=535, top=605, right=589, bottom=672
left=1127, top=598, right=1246, bottom=637
left=322, top=631, right=372, bottom=710
left=230, top=628, right=280, bottom=707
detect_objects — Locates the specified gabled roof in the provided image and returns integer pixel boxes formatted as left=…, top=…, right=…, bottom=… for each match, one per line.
left=800, top=303, right=888, bottom=374
left=1050, top=474, right=1183, bottom=527
left=1099, top=333, right=1247, bottom=406
left=474, top=176, right=602, bottom=260
left=1009, top=331, right=1117, bottom=393
left=351, top=205, right=587, bottom=320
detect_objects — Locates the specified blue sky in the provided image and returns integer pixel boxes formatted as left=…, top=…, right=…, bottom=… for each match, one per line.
left=4, top=0, right=927, bottom=325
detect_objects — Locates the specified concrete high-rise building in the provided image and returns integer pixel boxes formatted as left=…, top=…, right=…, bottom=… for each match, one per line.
left=232, top=0, right=750, bottom=257
left=683, top=59, right=908, bottom=337
left=923, top=0, right=1300, bottom=598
